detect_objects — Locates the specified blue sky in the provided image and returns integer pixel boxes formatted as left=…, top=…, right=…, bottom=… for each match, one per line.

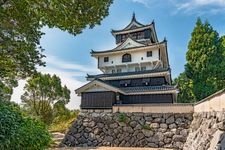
left=12, top=0, right=225, bottom=109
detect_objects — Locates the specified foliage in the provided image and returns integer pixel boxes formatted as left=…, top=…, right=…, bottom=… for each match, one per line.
left=173, top=73, right=196, bottom=103
left=21, top=73, right=70, bottom=125
left=141, top=124, right=152, bottom=130
left=49, top=110, right=79, bottom=133
left=185, top=18, right=225, bottom=100
left=0, top=78, right=18, bottom=101
left=0, top=100, right=51, bottom=149
left=0, top=0, right=113, bottom=99
left=53, top=101, right=71, bottom=122
left=117, top=113, right=127, bottom=123
left=175, top=18, right=225, bottom=102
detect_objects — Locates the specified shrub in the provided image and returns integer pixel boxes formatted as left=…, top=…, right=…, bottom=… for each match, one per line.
left=0, top=100, right=51, bottom=150
left=117, top=113, right=127, bottom=123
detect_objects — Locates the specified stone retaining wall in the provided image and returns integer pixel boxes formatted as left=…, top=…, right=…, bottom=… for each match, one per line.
left=61, top=112, right=193, bottom=149
left=183, top=111, right=225, bottom=150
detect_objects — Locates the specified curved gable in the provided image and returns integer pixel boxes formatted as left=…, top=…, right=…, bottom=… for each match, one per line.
left=115, top=38, right=145, bottom=50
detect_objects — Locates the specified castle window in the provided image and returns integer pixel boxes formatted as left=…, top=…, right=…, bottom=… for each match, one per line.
left=142, top=78, right=150, bottom=86
left=147, top=51, right=152, bottom=57
left=144, top=29, right=151, bottom=39
left=121, top=34, right=128, bottom=42
left=137, top=32, right=144, bottom=39
left=135, top=67, right=140, bottom=72
left=116, top=35, right=122, bottom=44
left=141, top=66, right=146, bottom=71
left=104, top=57, right=109, bottom=62
left=120, top=80, right=131, bottom=87
left=122, top=53, right=131, bottom=62
left=117, top=68, right=122, bottom=73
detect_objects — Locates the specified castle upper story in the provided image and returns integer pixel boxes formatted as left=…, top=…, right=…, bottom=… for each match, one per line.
left=91, top=14, right=170, bottom=74
left=111, top=13, right=158, bottom=45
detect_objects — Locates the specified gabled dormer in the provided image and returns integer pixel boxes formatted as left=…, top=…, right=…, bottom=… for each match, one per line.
left=111, top=13, right=158, bottom=45
left=114, top=38, right=145, bottom=50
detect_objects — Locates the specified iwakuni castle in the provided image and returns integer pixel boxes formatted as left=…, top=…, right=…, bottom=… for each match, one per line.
left=76, top=14, right=178, bottom=109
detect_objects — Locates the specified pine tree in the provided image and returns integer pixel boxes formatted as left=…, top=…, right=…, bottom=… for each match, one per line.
left=185, top=18, right=225, bottom=100
left=173, top=73, right=196, bottom=103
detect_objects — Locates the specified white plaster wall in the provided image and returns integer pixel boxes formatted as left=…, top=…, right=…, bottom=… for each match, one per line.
left=194, top=91, right=225, bottom=112
left=113, top=104, right=194, bottom=113
left=99, top=48, right=159, bottom=73
left=104, top=64, right=154, bottom=74
left=85, top=85, right=109, bottom=92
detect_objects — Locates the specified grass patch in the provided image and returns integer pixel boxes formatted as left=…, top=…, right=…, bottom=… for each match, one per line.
left=48, top=110, right=79, bottom=133
left=117, top=113, right=127, bottom=123
left=48, top=117, right=75, bottom=133
left=141, top=123, right=152, bottom=130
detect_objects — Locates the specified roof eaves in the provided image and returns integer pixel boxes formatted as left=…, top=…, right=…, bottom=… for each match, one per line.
left=75, top=79, right=126, bottom=95
left=91, top=40, right=166, bottom=55
left=111, top=23, right=153, bottom=36
left=86, top=68, right=170, bottom=79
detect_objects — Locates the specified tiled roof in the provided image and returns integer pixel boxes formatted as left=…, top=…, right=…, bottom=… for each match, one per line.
left=87, top=68, right=170, bottom=79
left=119, top=85, right=176, bottom=93
left=111, top=13, right=145, bottom=33
left=76, top=78, right=177, bottom=95
left=91, top=40, right=165, bottom=54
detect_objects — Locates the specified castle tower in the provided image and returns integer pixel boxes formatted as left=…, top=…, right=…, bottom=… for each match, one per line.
left=76, top=14, right=178, bottom=109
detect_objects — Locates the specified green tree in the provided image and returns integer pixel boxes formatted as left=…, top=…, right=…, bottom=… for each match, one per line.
left=21, top=73, right=70, bottom=124
left=53, top=101, right=71, bottom=121
left=185, top=18, right=225, bottom=100
left=0, top=0, right=112, bottom=99
left=0, top=78, right=18, bottom=101
left=173, top=73, right=196, bottom=103
left=0, top=100, right=51, bottom=149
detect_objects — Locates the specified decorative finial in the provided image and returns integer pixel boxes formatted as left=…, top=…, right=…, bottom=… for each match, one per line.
left=163, top=37, right=167, bottom=42
left=152, top=19, right=155, bottom=24
left=132, top=12, right=136, bottom=21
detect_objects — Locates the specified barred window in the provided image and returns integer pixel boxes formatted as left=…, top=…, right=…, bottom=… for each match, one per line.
left=122, top=53, right=131, bottom=62
left=147, top=51, right=152, bottom=57
left=104, top=57, right=109, bottom=62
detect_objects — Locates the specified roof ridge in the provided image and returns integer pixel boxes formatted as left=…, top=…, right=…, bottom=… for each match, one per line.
left=111, top=13, right=145, bottom=33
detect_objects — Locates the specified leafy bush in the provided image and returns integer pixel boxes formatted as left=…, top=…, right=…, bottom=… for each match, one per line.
left=117, top=113, right=127, bottom=123
left=0, top=100, right=51, bottom=150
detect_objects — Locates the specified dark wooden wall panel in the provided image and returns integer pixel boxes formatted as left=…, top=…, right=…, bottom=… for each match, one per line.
left=106, top=76, right=167, bottom=87
left=81, top=92, right=116, bottom=109
left=121, top=94, right=173, bottom=104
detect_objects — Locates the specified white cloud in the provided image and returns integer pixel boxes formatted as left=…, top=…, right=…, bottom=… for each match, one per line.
left=129, top=0, right=225, bottom=15
left=11, top=55, right=100, bottom=110
left=45, top=55, right=98, bottom=73
left=130, top=0, right=151, bottom=7
left=174, top=0, right=225, bottom=15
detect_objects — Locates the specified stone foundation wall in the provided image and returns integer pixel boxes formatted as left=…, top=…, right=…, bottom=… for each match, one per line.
left=183, top=112, right=225, bottom=150
left=61, top=112, right=193, bottom=149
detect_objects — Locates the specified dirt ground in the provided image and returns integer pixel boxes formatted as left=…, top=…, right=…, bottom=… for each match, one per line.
left=52, top=147, right=172, bottom=150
